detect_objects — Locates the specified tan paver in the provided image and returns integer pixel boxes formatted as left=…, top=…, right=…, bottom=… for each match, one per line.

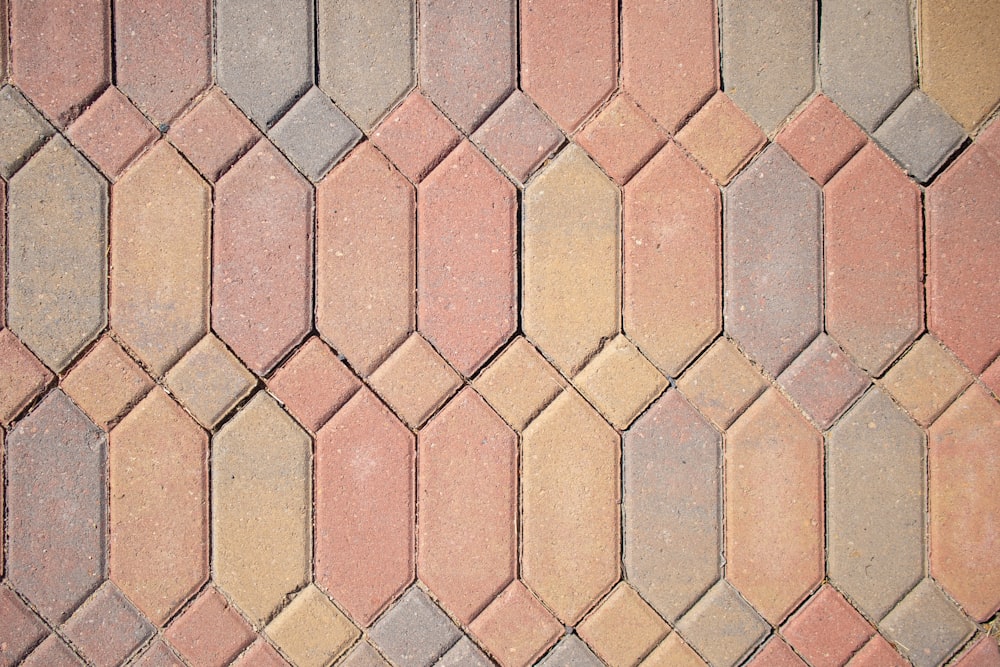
left=473, top=336, right=567, bottom=432
left=164, top=333, right=256, bottom=430
left=574, top=334, right=667, bottom=430
left=367, top=333, right=462, bottom=429
left=640, top=634, right=707, bottom=667
left=0, top=84, right=54, bottom=179
left=265, top=585, right=359, bottom=667
left=674, top=579, right=768, bottom=667
left=675, top=91, right=766, bottom=185
left=576, top=584, right=669, bottom=667
left=676, top=337, right=768, bottom=430
left=881, top=335, right=973, bottom=426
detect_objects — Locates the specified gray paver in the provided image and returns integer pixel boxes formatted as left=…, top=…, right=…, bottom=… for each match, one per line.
left=269, top=86, right=362, bottom=181
left=874, top=88, right=967, bottom=183
left=436, top=636, right=493, bottom=667
left=674, top=579, right=768, bottom=667
left=536, top=634, right=604, bottom=667
left=369, top=587, right=462, bottom=667
left=880, top=579, right=975, bottom=667
left=340, top=641, right=391, bottom=667
left=0, top=84, right=54, bottom=179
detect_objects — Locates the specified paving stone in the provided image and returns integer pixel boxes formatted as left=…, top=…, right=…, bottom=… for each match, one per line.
left=882, top=334, right=972, bottom=427
left=6, top=390, right=105, bottom=623
left=574, top=334, right=668, bottom=430
left=1, top=181, right=4, bottom=329
left=522, top=390, right=620, bottom=624
left=674, top=580, right=768, bottom=667
left=982, top=358, right=1000, bottom=400
left=266, top=336, right=361, bottom=432
left=0, top=84, right=54, bottom=179
left=212, top=392, right=311, bottom=626
left=676, top=337, right=768, bottom=430
left=726, top=389, right=824, bottom=624
left=577, top=584, right=669, bottom=667
left=473, top=336, right=567, bottom=432
left=874, top=89, right=967, bottom=183
left=418, top=0, right=514, bottom=132
left=0, top=328, right=53, bottom=426
left=167, top=87, right=262, bottom=181
left=316, top=141, right=414, bottom=376
left=781, top=585, right=874, bottom=667
left=109, top=388, right=208, bottom=625
left=418, top=389, right=516, bottom=624
left=827, top=388, right=925, bottom=620
left=111, top=140, right=210, bottom=376
left=622, top=0, right=718, bottom=133
left=65, top=86, right=157, bottom=179
left=265, top=585, right=359, bottom=667
left=215, top=0, right=313, bottom=127
left=929, top=385, right=1000, bottom=621
left=0, top=586, right=48, bottom=666
left=368, top=333, right=462, bottom=429
left=269, top=87, right=361, bottom=181
left=370, top=92, right=460, bottom=184
left=777, top=333, right=870, bottom=430
left=846, top=635, right=909, bottom=667
left=317, top=0, right=414, bottom=130
left=920, top=0, right=1000, bottom=131
left=7, top=135, right=107, bottom=372
left=523, top=145, right=620, bottom=375
left=62, top=581, right=154, bottom=667
left=9, top=0, right=109, bottom=126
left=724, top=143, right=822, bottom=376
left=745, top=638, right=806, bottom=667
left=471, top=89, right=564, bottom=183
left=368, top=587, right=462, bottom=667
left=624, top=390, right=721, bottom=623
left=675, top=91, right=766, bottom=185
left=820, top=0, right=915, bottom=131
left=640, top=634, right=707, bottom=667
left=418, top=140, right=517, bottom=376
left=165, top=586, right=256, bottom=667
left=880, top=579, right=975, bottom=667
left=520, top=0, right=616, bottom=132
left=537, top=635, right=605, bottom=667
left=129, top=638, right=186, bottom=667
left=978, top=116, right=1000, bottom=164
left=927, top=144, right=1000, bottom=373
left=623, top=141, right=721, bottom=377
left=0, top=0, right=5, bottom=76
left=955, top=637, right=1000, bottom=666
left=230, top=640, right=291, bottom=667
left=468, top=581, right=563, bottom=667
left=576, top=93, right=666, bottom=185
left=164, top=334, right=256, bottom=429
left=315, top=388, right=414, bottom=626
left=114, top=0, right=210, bottom=124
left=436, top=636, right=493, bottom=667
left=62, top=337, right=151, bottom=429
left=213, top=140, right=313, bottom=374
left=335, top=641, right=388, bottom=667
left=21, top=634, right=83, bottom=666
left=776, top=94, right=868, bottom=185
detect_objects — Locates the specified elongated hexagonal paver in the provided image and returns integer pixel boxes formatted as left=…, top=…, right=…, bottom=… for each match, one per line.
left=368, top=587, right=462, bottom=667
left=827, top=388, right=925, bottom=620
left=111, top=140, right=209, bottom=376
left=873, top=89, right=967, bottom=184
left=472, top=90, right=565, bottom=184
left=110, top=388, right=208, bottom=626
left=473, top=336, right=567, bottom=432
left=726, top=389, right=823, bottom=624
left=318, top=0, right=413, bottom=131
left=468, top=581, right=563, bottom=667
left=781, top=585, right=874, bottom=667
left=624, top=141, right=721, bottom=376
left=167, top=87, right=262, bottom=182
left=213, top=140, right=313, bottom=375
left=418, top=0, right=514, bottom=132
left=675, top=91, right=766, bottom=185
left=316, top=387, right=414, bottom=626
left=317, top=141, right=414, bottom=376
left=265, top=585, right=359, bottom=667
left=62, top=581, right=154, bottom=667
left=0, top=328, right=54, bottom=426
left=523, top=144, right=620, bottom=375
left=6, top=390, right=106, bottom=623
left=881, top=334, right=972, bottom=427
left=577, top=583, right=670, bottom=667
left=164, top=585, right=256, bottom=667
left=418, top=388, right=516, bottom=624
left=521, top=0, right=616, bottom=132
left=776, top=94, right=868, bottom=185
left=216, top=0, right=313, bottom=128
left=114, top=0, right=210, bottom=124
left=622, top=0, right=718, bottom=133
left=724, top=144, right=821, bottom=376
left=9, top=0, right=109, bottom=126
left=674, top=580, right=768, bottom=667
left=7, top=135, right=107, bottom=372
left=0, top=84, right=54, bottom=180
left=0, top=585, right=48, bottom=666
left=523, top=389, right=620, bottom=624
left=418, top=140, right=517, bottom=376
left=268, top=86, right=361, bottom=182
left=929, top=384, right=1000, bottom=622
left=212, top=391, right=311, bottom=626
left=880, top=579, right=975, bottom=667
left=820, top=0, right=914, bottom=131
left=65, top=86, right=158, bottom=180
left=927, top=144, right=1000, bottom=374
left=624, top=390, right=721, bottom=623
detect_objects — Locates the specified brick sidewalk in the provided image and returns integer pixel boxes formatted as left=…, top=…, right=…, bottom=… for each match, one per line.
left=1, top=1, right=999, bottom=666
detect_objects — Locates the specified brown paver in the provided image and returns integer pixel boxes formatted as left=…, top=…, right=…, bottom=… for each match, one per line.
left=781, top=585, right=874, bottom=667
left=66, top=86, right=158, bottom=179
left=111, top=140, right=210, bottom=376
left=167, top=87, right=262, bottom=181
left=315, top=388, right=414, bottom=626
left=776, top=94, right=868, bottom=184
left=131, top=640, right=186, bottom=667
left=418, top=388, right=517, bottom=624
left=473, top=336, right=567, bottom=432
left=846, top=635, right=909, bottom=667
left=574, top=334, right=667, bottom=430
left=231, top=640, right=291, bottom=667
left=163, top=333, right=256, bottom=429
left=0, top=585, right=48, bottom=666
left=956, top=637, right=1000, bottom=666
left=0, top=328, right=53, bottom=426
left=522, top=390, right=620, bottom=624
left=674, top=579, right=768, bottom=667
left=640, top=634, right=707, bottom=667
left=62, top=581, right=154, bottom=667
left=417, top=140, right=517, bottom=376
left=0, top=84, right=54, bottom=179
left=624, top=141, right=721, bottom=376
left=676, top=337, right=767, bottom=430
left=367, top=586, right=462, bottom=667
left=577, top=584, right=669, bottom=667
left=881, top=334, right=973, bottom=427
left=266, top=336, right=361, bottom=432
left=469, top=581, right=563, bottom=667
left=264, top=585, right=359, bottom=667
left=21, top=634, right=83, bottom=666
left=62, top=335, right=152, bottom=429
left=471, top=90, right=565, bottom=184
left=777, top=333, right=870, bottom=430
left=338, top=641, right=390, bottom=667
left=575, top=93, right=665, bottom=186
left=165, top=586, right=256, bottom=667
left=110, top=388, right=208, bottom=626
left=369, top=91, right=461, bottom=184
left=745, top=638, right=806, bottom=667
left=879, top=578, right=975, bottom=667
left=368, top=333, right=462, bottom=428
left=675, top=91, right=766, bottom=185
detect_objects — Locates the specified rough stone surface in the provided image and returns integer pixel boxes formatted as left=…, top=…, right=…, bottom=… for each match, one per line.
left=874, top=89, right=967, bottom=183
left=468, top=581, right=563, bottom=667
left=163, top=334, right=256, bottom=429
left=368, top=587, right=462, bottom=667
left=537, top=635, right=605, bottom=667
left=576, top=584, right=669, bottom=667
left=574, top=334, right=668, bottom=430
left=0, top=84, right=54, bottom=179
left=367, top=333, right=462, bottom=428
left=676, top=337, right=767, bottom=430
left=268, top=86, right=362, bottom=181
left=879, top=579, right=975, bottom=667
left=675, top=91, right=766, bottom=184
left=0, top=328, right=54, bottom=426
left=777, top=333, right=870, bottom=430
left=66, top=86, right=157, bottom=179
left=167, top=87, right=262, bottom=181
left=0, top=586, right=49, bottom=666
left=164, top=586, right=256, bottom=667
left=265, top=585, right=359, bottom=667
left=471, top=90, right=564, bottom=183
left=674, top=580, right=768, bottom=667
left=881, top=334, right=972, bottom=427
left=62, top=337, right=151, bottom=429
left=266, top=336, right=361, bottom=432
left=776, top=94, right=868, bottom=184
left=781, top=585, right=874, bottom=667
left=576, top=93, right=665, bottom=185
left=62, top=582, right=154, bottom=667
left=369, top=91, right=461, bottom=184
left=473, top=336, right=567, bottom=431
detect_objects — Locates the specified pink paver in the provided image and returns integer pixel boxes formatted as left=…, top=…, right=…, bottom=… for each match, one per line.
left=165, top=586, right=256, bottom=667
left=575, top=93, right=666, bottom=185
left=266, top=336, right=361, bottom=432
left=66, top=86, right=158, bottom=180
left=167, top=87, right=262, bottom=181
left=782, top=585, right=874, bottom=667
left=776, top=94, right=868, bottom=185
left=469, top=581, right=563, bottom=667
left=471, top=90, right=564, bottom=183
left=370, top=90, right=461, bottom=184
left=0, top=328, right=54, bottom=426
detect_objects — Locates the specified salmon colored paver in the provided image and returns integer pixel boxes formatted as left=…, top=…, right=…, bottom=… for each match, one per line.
left=1, top=3, right=1000, bottom=666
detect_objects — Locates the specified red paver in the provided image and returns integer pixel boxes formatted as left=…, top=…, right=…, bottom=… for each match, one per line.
left=9, top=0, right=110, bottom=126
left=21, top=634, right=83, bottom=667
left=781, top=585, right=874, bottom=667
left=62, top=582, right=154, bottom=667
left=745, top=638, right=807, bottom=667
left=576, top=93, right=666, bottom=185
left=776, top=94, right=868, bottom=184
left=0, top=328, right=53, bottom=426
left=471, top=90, right=564, bottom=183
left=470, top=581, right=562, bottom=667
left=846, top=635, right=909, bottom=667
left=622, top=0, right=718, bottom=133
left=267, top=336, right=361, bottom=432
left=675, top=91, right=766, bottom=185
left=114, top=0, right=211, bottom=124
left=979, top=116, right=1000, bottom=164
left=165, top=586, right=256, bottom=667
left=825, top=142, right=923, bottom=375
left=230, top=640, right=291, bottom=667
left=777, top=333, right=870, bottom=430
left=370, top=90, right=461, bottom=184
left=66, top=86, right=158, bottom=179
left=418, top=140, right=517, bottom=376
left=0, top=586, right=48, bottom=666
left=624, top=141, right=721, bottom=377
left=316, top=142, right=415, bottom=376
left=61, top=335, right=154, bottom=429
left=956, top=637, right=1000, bottom=666
left=167, top=87, right=262, bottom=181
left=418, top=388, right=517, bottom=624
left=315, top=388, right=415, bottom=626
left=131, top=640, right=186, bottom=667
left=213, top=140, right=313, bottom=375
left=1, top=182, right=5, bottom=327
left=983, top=357, right=1000, bottom=398
left=521, top=0, right=617, bottom=132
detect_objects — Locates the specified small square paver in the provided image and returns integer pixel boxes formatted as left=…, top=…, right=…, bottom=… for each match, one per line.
left=61, top=335, right=154, bottom=429
left=269, top=86, right=362, bottom=181
left=164, top=334, right=257, bottom=429
left=0, top=328, right=54, bottom=426
left=846, top=634, right=909, bottom=667
left=874, top=89, right=967, bottom=183
left=265, top=585, right=359, bottom=667
left=881, top=335, right=972, bottom=426
left=336, top=641, right=390, bottom=667
left=776, top=94, right=868, bottom=184
left=62, top=581, right=154, bottom=667
left=0, top=84, right=55, bottom=179
left=468, top=581, right=563, bottom=667
left=677, top=337, right=768, bottom=429
left=21, top=634, right=84, bottom=666
left=168, top=87, right=262, bottom=181
left=576, top=583, right=670, bottom=667
left=66, top=85, right=158, bottom=179
left=781, top=585, right=874, bottom=667
left=676, top=91, right=766, bottom=184
left=641, top=633, right=707, bottom=667
left=368, top=333, right=462, bottom=428
left=777, top=333, right=870, bottom=430
left=954, top=637, right=1000, bottom=666
left=879, top=578, right=975, bottom=667
left=574, top=334, right=668, bottom=430
left=537, top=635, right=605, bottom=667
left=474, top=336, right=567, bottom=431
left=130, top=639, right=186, bottom=667
left=437, top=637, right=492, bottom=667
left=370, top=90, right=461, bottom=183
left=472, top=90, right=564, bottom=183
left=674, top=580, right=768, bottom=667
left=575, top=93, right=666, bottom=185
left=368, top=587, right=462, bottom=667
left=267, top=336, right=362, bottom=432
left=165, top=586, right=257, bottom=667
left=230, top=640, right=291, bottom=667
left=0, top=585, right=49, bottom=666
left=745, top=638, right=806, bottom=666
